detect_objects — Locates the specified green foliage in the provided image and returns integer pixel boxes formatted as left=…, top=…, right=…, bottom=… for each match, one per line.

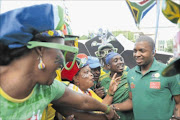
left=165, top=39, right=173, bottom=53
left=79, top=35, right=88, bottom=40
left=112, top=31, right=123, bottom=36
left=112, top=30, right=135, bottom=42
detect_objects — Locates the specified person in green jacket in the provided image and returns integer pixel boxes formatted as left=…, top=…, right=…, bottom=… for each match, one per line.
left=100, top=52, right=134, bottom=120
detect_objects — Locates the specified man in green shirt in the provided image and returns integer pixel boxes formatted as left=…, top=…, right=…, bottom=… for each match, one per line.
left=100, top=52, right=134, bottom=120
left=112, top=35, right=180, bottom=120
left=95, top=43, right=117, bottom=82
left=95, top=43, right=129, bottom=82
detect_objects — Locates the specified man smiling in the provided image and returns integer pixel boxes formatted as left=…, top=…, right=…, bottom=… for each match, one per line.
left=112, top=35, right=180, bottom=120
left=100, top=52, right=134, bottom=120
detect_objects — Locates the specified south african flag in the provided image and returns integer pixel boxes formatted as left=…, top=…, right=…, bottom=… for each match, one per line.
left=126, top=0, right=156, bottom=27
left=162, top=0, right=180, bottom=24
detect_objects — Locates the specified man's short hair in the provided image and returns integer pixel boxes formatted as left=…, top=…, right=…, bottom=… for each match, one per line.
left=136, top=35, right=155, bottom=52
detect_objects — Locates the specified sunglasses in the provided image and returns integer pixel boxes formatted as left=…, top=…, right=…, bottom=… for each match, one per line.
left=95, top=48, right=118, bottom=58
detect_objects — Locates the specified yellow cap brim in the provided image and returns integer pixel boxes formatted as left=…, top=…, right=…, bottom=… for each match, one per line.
left=162, top=57, right=180, bottom=77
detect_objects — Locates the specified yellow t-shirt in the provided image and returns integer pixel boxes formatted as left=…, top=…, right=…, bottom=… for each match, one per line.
left=55, top=68, right=62, bottom=82
left=41, top=104, right=55, bottom=120
left=99, top=67, right=110, bottom=82
left=66, top=83, right=103, bottom=114
left=66, top=82, right=103, bottom=103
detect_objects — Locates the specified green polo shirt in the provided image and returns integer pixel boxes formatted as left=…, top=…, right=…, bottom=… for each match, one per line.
left=177, top=75, right=180, bottom=86
left=100, top=71, right=134, bottom=120
left=127, top=59, right=180, bottom=120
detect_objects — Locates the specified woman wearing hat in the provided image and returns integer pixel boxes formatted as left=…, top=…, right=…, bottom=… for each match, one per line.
left=0, top=4, right=119, bottom=120
left=61, top=54, right=121, bottom=109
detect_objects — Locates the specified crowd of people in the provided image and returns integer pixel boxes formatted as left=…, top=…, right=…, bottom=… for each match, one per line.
left=0, top=3, right=180, bottom=120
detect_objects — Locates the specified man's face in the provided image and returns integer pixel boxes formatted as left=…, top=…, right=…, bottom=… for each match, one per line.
left=109, top=55, right=124, bottom=73
left=65, top=40, right=75, bottom=62
left=91, top=66, right=101, bottom=82
left=133, top=41, right=154, bottom=67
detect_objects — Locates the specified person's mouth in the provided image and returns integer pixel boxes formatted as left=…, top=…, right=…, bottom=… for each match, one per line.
left=117, top=65, right=124, bottom=70
left=91, top=78, right=94, bottom=82
left=136, top=58, right=143, bottom=64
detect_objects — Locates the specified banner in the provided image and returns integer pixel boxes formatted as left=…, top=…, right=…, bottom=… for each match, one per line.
left=126, top=0, right=156, bottom=27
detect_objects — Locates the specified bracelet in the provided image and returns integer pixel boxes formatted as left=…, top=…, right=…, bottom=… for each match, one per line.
left=105, top=105, right=111, bottom=114
left=107, top=91, right=114, bottom=96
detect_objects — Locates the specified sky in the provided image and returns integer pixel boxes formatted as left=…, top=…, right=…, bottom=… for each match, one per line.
left=0, top=0, right=178, bottom=41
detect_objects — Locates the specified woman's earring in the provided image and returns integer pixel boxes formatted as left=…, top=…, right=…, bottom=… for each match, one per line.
left=38, top=57, right=45, bottom=70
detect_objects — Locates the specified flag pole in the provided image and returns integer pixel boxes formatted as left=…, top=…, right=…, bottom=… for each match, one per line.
left=154, top=0, right=160, bottom=49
